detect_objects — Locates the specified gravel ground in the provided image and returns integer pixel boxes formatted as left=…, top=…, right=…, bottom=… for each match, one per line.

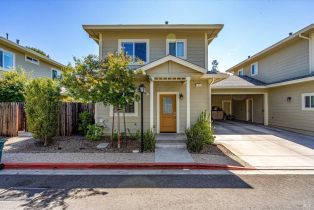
left=2, top=136, right=244, bottom=166
left=2, top=152, right=155, bottom=163
left=3, top=136, right=141, bottom=153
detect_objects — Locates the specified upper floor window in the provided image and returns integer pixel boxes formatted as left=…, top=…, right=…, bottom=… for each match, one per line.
left=25, top=55, right=39, bottom=65
left=0, top=49, right=15, bottom=71
left=251, top=62, right=258, bottom=76
left=118, top=39, right=149, bottom=65
left=52, top=68, right=61, bottom=79
left=166, top=39, right=187, bottom=59
left=302, top=93, right=314, bottom=110
left=238, top=69, right=244, bottom=76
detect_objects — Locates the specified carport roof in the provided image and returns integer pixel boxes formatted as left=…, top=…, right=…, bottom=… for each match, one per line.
left=212, top=75, right=266, bottom=88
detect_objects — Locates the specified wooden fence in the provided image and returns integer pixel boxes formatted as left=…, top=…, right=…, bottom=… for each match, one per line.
left=0, top=102, right=25, bottom=137
left=0, top=102, right=94, bottom=137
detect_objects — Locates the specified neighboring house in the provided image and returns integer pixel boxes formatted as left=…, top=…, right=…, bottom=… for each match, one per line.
left=0, top=36, right=64, bottom=78
left=84, top=23, right=314, bottom=136
left=213, top=24, right=314, bottom=135
left=83, top=24, right=228, bottom=134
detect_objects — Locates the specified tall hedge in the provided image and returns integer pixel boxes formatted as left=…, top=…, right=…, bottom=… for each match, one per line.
left=25, top=78, right=60, bottom=146
left=0, top=69, right=28, bottom=102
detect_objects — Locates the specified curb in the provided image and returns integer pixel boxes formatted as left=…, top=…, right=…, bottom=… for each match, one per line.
left=2, top=162, right=255, bottom=170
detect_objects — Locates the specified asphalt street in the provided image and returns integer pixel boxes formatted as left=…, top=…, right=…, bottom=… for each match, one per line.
left=0, top=174, right=313, bottom=209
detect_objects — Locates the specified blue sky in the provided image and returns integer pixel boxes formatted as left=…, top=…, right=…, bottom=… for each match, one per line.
left=1, top=0, right=314, bottom=71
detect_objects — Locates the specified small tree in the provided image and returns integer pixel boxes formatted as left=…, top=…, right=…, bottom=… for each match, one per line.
left=211, top=60, right=219, bottom=72
left=25, top=78, right=60, bottom=146
left=61, top=53, right=140, bottom=148
left=0, top=69, right=28, bottom=102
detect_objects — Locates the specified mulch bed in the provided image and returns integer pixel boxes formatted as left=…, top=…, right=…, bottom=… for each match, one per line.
left=3, top=135, right=142, bottom=153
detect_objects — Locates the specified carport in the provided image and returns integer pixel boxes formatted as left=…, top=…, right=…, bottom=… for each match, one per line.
left=210, top=75, right=268, bottom=126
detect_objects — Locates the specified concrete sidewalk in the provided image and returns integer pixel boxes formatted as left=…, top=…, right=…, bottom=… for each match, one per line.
left=215, top=121, right=314, bottom=169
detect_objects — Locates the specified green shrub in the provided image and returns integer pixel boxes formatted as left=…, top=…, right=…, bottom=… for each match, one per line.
left=25, top=78, right=60, bottom=146
left=185, top=111, right=215, bottom=153
left=86, top=124, right=103, bottom=141
left=127, top=128, right=141, bottom=141
left=78, top=111, right=92, bottom=135
left=143, top=129, right=156, bottom=152
left=0, top=69, right=28, bottom=102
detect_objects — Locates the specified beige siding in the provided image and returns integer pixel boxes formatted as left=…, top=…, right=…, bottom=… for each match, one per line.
left=268, top=81, right=314, bottom=133
left=0, top=44, right=60, bottom=78
left=101, top=31, right=206, bottom=68
left=241, top=39, right=309, bottom=83
left=95, top=79, right=209, bottom=135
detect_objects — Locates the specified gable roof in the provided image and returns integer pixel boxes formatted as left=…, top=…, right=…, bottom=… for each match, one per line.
left=137, top=55, right=207, bottom=73
left=83, top=24, right=223, bottom=44
left=0, top=36, right=65, bottom=69
left=226, top=24, right=314, bottom=73
left=212, top=75, right=266, bottom=88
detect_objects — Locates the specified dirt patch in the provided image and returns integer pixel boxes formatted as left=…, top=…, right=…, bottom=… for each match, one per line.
left=3, top=135, right=144, bottom=153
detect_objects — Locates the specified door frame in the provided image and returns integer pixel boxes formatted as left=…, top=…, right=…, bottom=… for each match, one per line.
left=157, top=92, right=180, bottom=133
left=222, top=100, right=232, bottom=115
left=246, top=98, right=254, bottom=122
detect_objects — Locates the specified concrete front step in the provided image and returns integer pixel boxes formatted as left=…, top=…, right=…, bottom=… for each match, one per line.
left=156, top=143, right=186, bottom=149
left=156, top=134, right=187, bottom=141
left=156, top=139, right=185, bottom=144
left=18, top=131, right=32, bottom=137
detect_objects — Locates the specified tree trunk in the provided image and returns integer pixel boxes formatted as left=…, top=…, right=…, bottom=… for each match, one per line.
left=117, top=108, right=121, bottom=148
left=123, top=109, right=127, bottom=146
left=111, top=107, right=115, bottom=146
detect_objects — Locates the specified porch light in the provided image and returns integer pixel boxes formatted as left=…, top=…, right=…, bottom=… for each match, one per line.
left=179, top=93, right=184, bottom=100
left=287, top=97, right=292, bottom=102
left=139, top=83, right=145, bottom=93
left=195, top=83, right=202, bottom=87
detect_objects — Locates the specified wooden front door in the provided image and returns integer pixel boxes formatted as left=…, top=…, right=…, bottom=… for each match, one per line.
left=160, top=94, right=176, bottom=133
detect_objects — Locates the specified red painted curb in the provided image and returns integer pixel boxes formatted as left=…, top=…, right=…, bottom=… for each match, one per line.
left=3, top=162, right=255, bottom=170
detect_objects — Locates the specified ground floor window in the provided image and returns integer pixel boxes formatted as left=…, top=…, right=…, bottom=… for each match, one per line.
left=302, top=93, right=314, bottom=110
left=110, top=102, right=138, bottom=117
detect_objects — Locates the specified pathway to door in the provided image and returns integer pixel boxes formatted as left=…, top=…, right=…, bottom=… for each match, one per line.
left=155, top=134, right=194, bottom=162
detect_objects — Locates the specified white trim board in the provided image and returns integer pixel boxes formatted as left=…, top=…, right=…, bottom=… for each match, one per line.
left=246, top=98, right=254, bottom=122
left=157, top=92, right=180, bottom=134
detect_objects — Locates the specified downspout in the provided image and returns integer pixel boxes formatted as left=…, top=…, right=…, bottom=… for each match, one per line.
left=208, top=78, right=215, bottom=128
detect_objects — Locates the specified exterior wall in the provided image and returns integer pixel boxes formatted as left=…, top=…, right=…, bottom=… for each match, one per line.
left=0, top=44, right=60, bottom=78
left=268, top=81, right=314, bottom=133
left=95, top=79, right=209, bottom=135
left=212, top=94, right=264, bottom=124
left=237, top=39, right=310, bottom=83
left=100, top=30, right=206, bottom=68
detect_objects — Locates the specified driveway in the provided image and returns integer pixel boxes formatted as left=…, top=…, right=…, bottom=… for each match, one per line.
left=214, top=121, right=314, bottom=169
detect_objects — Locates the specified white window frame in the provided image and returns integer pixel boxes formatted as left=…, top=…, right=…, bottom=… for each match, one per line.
left=51, top=68, right=61, bottom=79
left=118, top=39, right=150, bottom=65
left=25, top=55, right=40, bottom=65
left=250, top=62, right=258, bottom=76
left=166, top=39, right=187, bottom=59
left=302, top=93, right=314, bottom=110
left=0, top=48, right=15, bottom=71
left=238, top=69, right=244, bottom=76
left=109, top=102, right=139, bottom=117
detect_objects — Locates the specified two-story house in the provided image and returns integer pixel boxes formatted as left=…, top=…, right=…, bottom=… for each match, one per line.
left=83, top=24, right=228, bottom=134
left=0, top=36, right=65, bottom=78
left=212, top=24, right=314, bottom=135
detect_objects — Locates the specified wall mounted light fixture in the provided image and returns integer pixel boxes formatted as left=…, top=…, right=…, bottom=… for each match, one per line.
left=287, top=97, right=292, bottom=102
left=179, top=93, right=184, bottom=100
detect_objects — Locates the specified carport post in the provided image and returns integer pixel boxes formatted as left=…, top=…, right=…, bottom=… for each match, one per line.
left=264, top=93, right=269, bottom=126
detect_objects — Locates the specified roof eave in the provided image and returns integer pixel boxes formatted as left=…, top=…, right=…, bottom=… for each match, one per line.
left=226, top=24, right=314, bottom=73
